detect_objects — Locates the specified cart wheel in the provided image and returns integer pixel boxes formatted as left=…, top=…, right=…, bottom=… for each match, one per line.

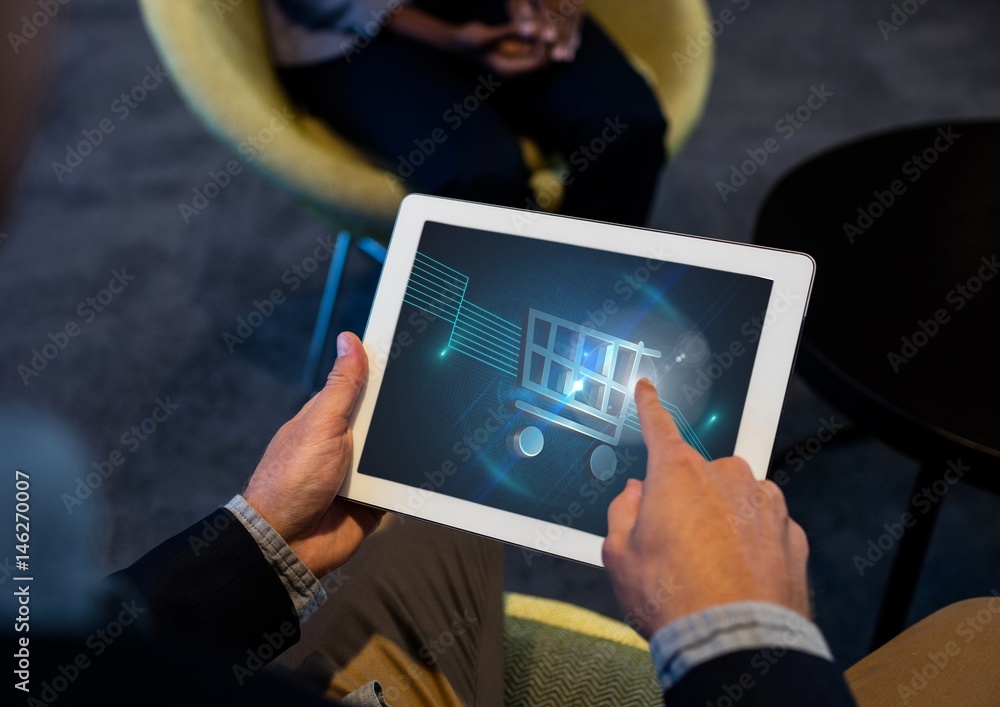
left=511, top=426, right=544, bottom=458
left=589, top=444, right=617, bottom=481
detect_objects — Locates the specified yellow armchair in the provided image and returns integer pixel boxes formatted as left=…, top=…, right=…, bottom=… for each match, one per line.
left=138, top=0, right=714, bottom=241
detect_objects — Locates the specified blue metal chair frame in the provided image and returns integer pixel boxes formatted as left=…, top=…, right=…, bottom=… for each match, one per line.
left=301, top=232, right=387, bottom=392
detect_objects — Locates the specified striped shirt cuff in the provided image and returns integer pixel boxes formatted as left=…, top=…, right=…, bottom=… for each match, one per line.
left=649, top=601, right=834, bottom=691
left=224, top=495, right=327, bottom=622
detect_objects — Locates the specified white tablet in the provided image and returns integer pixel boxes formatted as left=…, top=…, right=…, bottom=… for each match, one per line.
left=343, top=195, right=814, bottom=566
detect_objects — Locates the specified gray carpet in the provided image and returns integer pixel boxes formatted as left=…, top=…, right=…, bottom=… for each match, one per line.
left=2, top=0, right=999, bottom=671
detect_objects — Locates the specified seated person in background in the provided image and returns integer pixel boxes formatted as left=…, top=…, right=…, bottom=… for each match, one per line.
left=263, top=0, right=668, bottom=226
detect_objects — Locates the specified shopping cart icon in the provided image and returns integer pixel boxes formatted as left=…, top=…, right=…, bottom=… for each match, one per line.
left=511, top=309, right=660, bottom=480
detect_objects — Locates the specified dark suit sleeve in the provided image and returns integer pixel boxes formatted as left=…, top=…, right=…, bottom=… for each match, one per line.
left=48, top=508, right=353, bottom=704
left=108, top=508, right=301, bottom=663
left=664, top=649, right=857, bottom=706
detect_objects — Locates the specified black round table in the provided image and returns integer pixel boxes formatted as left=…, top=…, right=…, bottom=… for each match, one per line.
left=753, top=121, right=1000, bottom=647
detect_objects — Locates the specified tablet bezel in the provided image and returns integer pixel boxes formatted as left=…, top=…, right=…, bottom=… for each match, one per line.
left=342, top=194, right=815, bottom=566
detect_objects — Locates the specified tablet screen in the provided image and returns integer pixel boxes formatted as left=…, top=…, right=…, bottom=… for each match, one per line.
left=359, top=221, right=774, bottom=537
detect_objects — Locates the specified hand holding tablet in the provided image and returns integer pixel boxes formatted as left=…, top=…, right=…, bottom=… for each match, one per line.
left=342, top=195, right=815, bottom=566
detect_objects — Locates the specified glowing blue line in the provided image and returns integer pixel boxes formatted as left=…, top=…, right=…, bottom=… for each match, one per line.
left=462, top=301, right=520, bottom=336
left=448, top=296, right=524, bottom=358
left=451, top=339, right=518, bottom=369
left=624, top=400, right=712, bottom=460
left=405, top=280, right=463, bottom=310
left=410, top=258, right=464, bottom=283
left=407, top=267, right=465, bottom=300
left=452, top=326, right=521, bottom=358
left=450, top=332, right=519, bottom=368
left=415, top=252, right=467, bottom=281
left=413, top=259, right=468, bottom=292
left=401, top=298, right=456, bottom=323
left=458, top=313, right=522, bottom=346
left=449, top=342, right=518, bottom=376
left=456, top=318, right=522, bottom=348
left=403, top=282, right=462, bottom=312
left=402, top=293, right=459, bottom=322
left=453, top=312, right=522, bottom=345
left=407, top=275, right=465, bottom=307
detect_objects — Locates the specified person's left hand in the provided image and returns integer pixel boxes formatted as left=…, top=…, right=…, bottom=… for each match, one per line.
left=244, top=332, right=383, bottom=578
left=483, top=36, right=550, bottom=77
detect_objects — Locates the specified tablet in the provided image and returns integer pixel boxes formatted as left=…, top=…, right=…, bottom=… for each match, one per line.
left=343, top=195, right=815, bottom=566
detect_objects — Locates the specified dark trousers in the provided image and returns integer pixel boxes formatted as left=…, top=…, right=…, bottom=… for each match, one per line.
left=272, top=515, right=505, bottom=707
left=277, top=11, right=668, bottom=227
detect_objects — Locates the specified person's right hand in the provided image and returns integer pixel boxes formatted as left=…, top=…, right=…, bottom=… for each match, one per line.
left=536, top=0, right=583, bottom=61
left=507, top=0, right=584, bottom=62
left=482, top=36, right=549, bottom=77
left=452, top=20, right=523, bottom=52
left=602, top=379, right=812, bottom=640
left=452, top=18, right=549, bottom=77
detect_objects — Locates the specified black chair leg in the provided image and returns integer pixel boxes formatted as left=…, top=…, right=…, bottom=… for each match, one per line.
left=870, top=456, right=947, bottom=650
